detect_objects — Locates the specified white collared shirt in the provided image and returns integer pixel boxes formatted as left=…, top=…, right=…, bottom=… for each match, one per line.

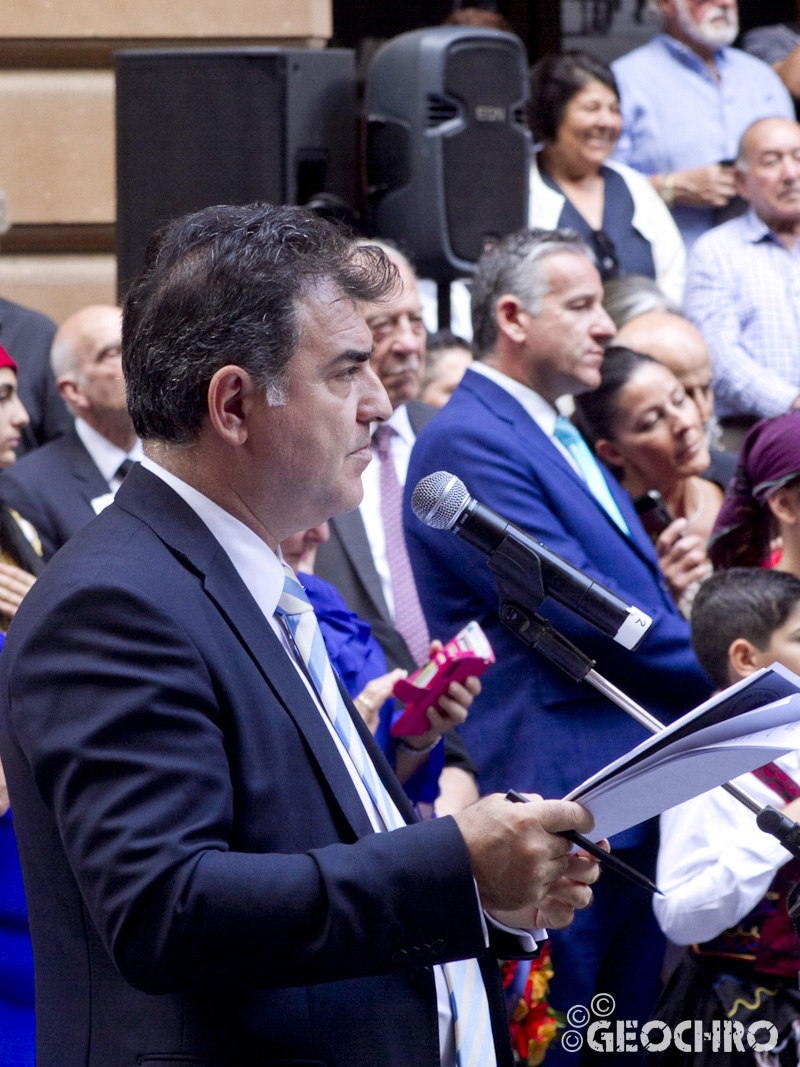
left=75, top=418, right=144, bottom=512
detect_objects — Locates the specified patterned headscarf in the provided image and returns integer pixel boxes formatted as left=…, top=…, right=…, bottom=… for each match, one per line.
left=709, top=411, right=800, bottom=569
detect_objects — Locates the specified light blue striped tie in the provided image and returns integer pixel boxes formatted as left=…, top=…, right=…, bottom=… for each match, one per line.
left=276, top=564, right=496, bottom=1067
left=553, top=416, right=630, bottom=534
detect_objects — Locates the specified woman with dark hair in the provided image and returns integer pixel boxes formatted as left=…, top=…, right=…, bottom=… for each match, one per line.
left=574, top=345, right=721, bottom=614
left=709, top=410, right=800, bottom=574
left=528, top=51, right=686, bottom=306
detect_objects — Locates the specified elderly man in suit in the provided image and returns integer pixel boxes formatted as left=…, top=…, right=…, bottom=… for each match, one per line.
left=405, top=227, right=713, bottom=1065
left=315, top=242, right=478, bottom=812
left=0, top=203, right=600, bottom=1067
left=0, top=304, right=142, bottom=559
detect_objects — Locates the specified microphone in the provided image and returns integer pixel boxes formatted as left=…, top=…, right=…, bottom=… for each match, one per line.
left=411, top=471, right=653, bottom=651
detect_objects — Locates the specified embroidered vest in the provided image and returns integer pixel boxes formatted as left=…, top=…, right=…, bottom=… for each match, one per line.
left=693, top=762, right=800, bottom=978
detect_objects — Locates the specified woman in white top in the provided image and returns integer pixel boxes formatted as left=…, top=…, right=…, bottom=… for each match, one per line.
left=528, top=51, right=686, bottom=308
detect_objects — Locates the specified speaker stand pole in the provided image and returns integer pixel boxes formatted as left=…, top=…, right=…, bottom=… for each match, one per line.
left=436, top=280, right=451, bottom=332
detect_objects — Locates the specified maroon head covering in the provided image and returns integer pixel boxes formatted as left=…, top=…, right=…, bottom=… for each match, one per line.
left=709, top=410, right=800, bottom=569
left=0, top=345, right=17, bottom=374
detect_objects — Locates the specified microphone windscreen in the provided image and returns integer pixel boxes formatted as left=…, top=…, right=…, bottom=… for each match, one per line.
left=411, top=472, right=469, bottom=529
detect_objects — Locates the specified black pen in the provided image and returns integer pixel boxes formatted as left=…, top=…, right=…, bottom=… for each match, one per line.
left=504, top=789, right=662, bottom=896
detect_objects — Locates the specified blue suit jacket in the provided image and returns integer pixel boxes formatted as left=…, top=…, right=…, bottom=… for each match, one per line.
left=0, top=423, right=110, bottom=559
left=405, top=370, right=712, bottom=841
left=0, top=464, right=518, bottom=1067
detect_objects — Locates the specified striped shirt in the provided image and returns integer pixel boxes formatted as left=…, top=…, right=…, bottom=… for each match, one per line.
left=683, top=208, right=800, bottom=419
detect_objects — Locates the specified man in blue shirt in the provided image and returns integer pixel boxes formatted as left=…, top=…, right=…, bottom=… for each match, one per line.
left=684, top=115, right=800, bottom=430
left=612, top=0, right=794, bottom=250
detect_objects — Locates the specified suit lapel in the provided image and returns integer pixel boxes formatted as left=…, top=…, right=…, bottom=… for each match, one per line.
left=462, top=371, right=660, bottom=570
left=65, top=428, right=117, bottom=503
left=115, top=467, right=388, bottom=840
left=329, top=508, right=392, bottom=624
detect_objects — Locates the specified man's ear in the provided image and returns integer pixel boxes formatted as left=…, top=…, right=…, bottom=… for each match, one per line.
left=728, top=637, right=762, bottom=680
left=57, top=376, right=86, bottom=413
left=733, top=166, right=749, bottom=201
left=495, top=294, right=529, bottom=346
left=594, top=437, right=623, bottom=468
left=207, top=365, right=254, bottom=446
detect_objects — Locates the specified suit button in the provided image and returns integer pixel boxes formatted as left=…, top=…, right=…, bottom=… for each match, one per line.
left=408, top=946, right=422, bottom=963
left=431, top=939, right=446, bottom=957
left=392, top=949, right=409, bottom=966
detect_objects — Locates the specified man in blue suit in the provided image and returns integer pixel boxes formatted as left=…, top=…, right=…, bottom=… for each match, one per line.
left=0, top=205, right=602, bottom=1067
left=405, top=228, right=713, bottom=1063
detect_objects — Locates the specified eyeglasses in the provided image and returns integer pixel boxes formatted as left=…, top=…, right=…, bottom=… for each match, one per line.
left=590, top=229, right=619, bottom=282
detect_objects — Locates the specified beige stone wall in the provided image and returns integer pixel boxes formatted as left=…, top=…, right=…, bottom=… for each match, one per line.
left=0, top=0, right=331, bottom=324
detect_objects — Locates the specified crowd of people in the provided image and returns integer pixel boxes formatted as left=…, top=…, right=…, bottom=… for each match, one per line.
left=2, top=1, right=800, bottom=1065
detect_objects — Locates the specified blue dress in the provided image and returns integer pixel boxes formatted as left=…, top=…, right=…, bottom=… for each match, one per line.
left=299, top=572, right=444, bottom=807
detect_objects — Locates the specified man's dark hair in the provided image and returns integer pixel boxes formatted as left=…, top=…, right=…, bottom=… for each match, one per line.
left=528, top=51, right=619, bottom=144
left=122, top=202, right=396, bottom=444
left=690, top=568, right=800, bottom=689
left=470, top=227, right=592, bottom=360
left=573, top=345, right=659, bottom=447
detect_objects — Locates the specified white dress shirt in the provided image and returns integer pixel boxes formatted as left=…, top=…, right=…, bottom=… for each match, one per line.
left=654, top=750, right=800, bottom=945
left=75, top=418, right=144, bottom=511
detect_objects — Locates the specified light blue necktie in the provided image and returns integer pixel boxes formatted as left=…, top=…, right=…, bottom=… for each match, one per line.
left=275, top=564, right=496, bottom=1067
left=553, top=416, right=630, bottom=535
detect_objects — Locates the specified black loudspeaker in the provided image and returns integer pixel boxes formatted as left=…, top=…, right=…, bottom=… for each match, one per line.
left=365, top=27, right=530, bottom=283
left=115, top=48, right=357, bottom=296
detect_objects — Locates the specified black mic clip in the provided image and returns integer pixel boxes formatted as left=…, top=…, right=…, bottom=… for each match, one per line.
left=489, top=535, right=596, bottom=684
left=756, top=806, right=800, bottom=861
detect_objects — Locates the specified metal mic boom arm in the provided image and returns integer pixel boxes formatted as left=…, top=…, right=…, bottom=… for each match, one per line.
left=490, top=546, right=800, bottom=862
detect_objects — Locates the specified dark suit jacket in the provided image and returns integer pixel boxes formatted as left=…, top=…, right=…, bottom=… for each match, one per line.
left=0, top=465, right=518, bottom=1067
left=316, top=400, right=436, bottom=674
left=405, top=369, right=713, bottom=846
left=0, top=423, right=110, bottom=559
left=0, top=296, right=71, bottom=456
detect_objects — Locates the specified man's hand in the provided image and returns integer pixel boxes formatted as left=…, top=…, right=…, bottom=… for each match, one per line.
left=664, top=164, right=737, bottom=208
left=0, top=563, right=36, bottom=620
left=454, top=793, right=600, bottom=929
left=655, top=519, right=711, bottom=604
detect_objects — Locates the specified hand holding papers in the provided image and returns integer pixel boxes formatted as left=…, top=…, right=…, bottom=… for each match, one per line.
left=564, top=663, right=800, bottom=843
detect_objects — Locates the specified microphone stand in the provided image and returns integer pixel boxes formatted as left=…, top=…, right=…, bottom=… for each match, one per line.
left=487, top=536, right=800, bottom=862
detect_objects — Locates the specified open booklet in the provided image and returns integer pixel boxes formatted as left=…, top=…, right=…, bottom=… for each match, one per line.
left=563, top=662, right=800, bottom=842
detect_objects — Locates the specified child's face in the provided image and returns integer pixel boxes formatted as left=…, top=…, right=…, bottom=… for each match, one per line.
left=755, top=603, right=800, bottom=678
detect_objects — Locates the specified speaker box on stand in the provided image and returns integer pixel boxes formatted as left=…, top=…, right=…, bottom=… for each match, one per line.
left=365, top=26, right=531, bottom=326
left=115, top=48, right=357, bottom=297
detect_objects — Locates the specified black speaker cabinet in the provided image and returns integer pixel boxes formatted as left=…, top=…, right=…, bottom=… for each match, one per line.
left=115, top=48, right=357, bottom=296
left=365, top=27, right=530, bottom=283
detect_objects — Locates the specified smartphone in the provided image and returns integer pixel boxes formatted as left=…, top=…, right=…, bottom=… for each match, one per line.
left=634, top=491, right=674, bottom=542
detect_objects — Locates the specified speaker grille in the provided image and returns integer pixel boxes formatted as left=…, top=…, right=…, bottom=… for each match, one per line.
left=426, top=94, right=459, bottom=127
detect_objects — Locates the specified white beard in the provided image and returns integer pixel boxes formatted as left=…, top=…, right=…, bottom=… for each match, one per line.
left=673, top=0, right=739, bottom=49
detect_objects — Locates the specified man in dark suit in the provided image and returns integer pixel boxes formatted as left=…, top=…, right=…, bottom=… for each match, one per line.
left=0, top=295, right=71, bottom=455
left=0, top=304, right=142, bottom=558
left=0, top=204, right=600, bottom=1067
left=405, top=228, right=714, bottom=1064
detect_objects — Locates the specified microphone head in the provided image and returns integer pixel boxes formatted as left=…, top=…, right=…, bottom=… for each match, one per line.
left=411, top=472, right=470, bottom=530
